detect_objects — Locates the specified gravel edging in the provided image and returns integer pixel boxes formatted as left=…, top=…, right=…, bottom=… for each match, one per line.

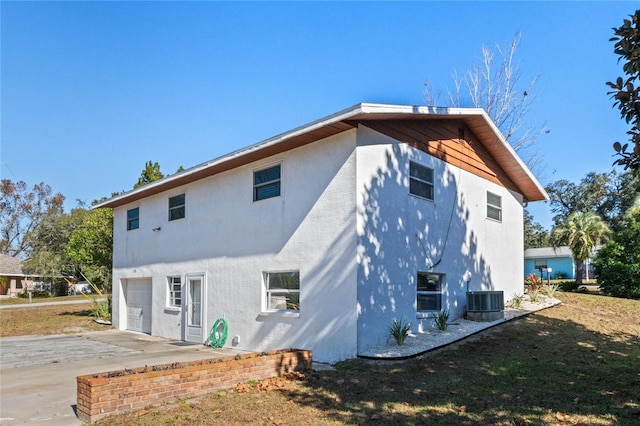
left=358, top=296, right=561, bottom=360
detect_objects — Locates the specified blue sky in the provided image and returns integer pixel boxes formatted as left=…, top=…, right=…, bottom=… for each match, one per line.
left=1, top=1, right=635, bottom=229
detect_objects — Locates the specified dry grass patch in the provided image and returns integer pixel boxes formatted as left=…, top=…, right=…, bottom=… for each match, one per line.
left=99, top=292, right=640, bottom=425
left=0, top=303, right=110, bottom=337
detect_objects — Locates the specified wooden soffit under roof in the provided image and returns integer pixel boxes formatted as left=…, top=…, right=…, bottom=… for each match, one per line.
left=95, top=103, right=547, bottom=209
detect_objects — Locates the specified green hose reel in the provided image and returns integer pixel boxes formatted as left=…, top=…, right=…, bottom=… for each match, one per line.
left=209, top=317, right=228, bottom=348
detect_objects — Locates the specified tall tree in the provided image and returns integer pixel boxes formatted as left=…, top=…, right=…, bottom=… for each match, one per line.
left=607, top=9, right=640, bottom=174
left=134, top=161, right=164, bottom=189
left=545, top=172, right=611, bottom=227
left=65, top=206, right=113, bottom=290
left=425, top=32, right=545, bottom=170
left=0, top=180, right=64, bottom=257
left=523, top=209, right=549, bottom=249
left=546, top=170, right=639, bottom=230
left=551, top=212, right=610, bottom=286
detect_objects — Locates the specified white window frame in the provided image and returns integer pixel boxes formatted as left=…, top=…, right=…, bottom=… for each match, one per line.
left=487, top=191, right=502, bottom=222
left=167, top=276, right=182, bottom=308
left=416, top=272, right=444, bottom=314
left=409, top=161, right=434, bottom=201
left=253, top=163, right=282, bottom=202
left=168, top=193, right=186, bottom=221
left=263, top=270, right=300, bottom=314
left=127, top=207, right=139, bottom=231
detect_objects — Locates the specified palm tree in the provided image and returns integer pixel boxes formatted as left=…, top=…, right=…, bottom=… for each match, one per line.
left=551, top=212, right=610, bottom=286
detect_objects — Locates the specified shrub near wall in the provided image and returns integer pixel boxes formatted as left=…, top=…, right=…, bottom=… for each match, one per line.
left=76, top=348, right=312, bottom=424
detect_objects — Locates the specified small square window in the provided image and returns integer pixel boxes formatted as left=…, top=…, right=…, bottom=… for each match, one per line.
left=127, top=207, right=139, bottom=231
left=417, top=272, right=443, bottom=312
left=264, top=271, right=299, bottom=311
left=169, top=194, right=185, bottom=221
left=409, top=162, right=434, bottom=201
left=254, top=164, right=281, bottom=201
left=487, top=192, right=502, bottom=222
left=168, top=276, right=181, bottom=307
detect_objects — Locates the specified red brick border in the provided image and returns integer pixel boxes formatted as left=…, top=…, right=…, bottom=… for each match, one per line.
left=76, top=348, right=312, bottom=424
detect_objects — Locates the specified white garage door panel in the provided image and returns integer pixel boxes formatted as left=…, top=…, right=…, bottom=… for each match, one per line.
left=126, top=280, right=152, bottom=333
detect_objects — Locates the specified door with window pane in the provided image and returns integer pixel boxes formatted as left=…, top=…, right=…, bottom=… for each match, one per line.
left=184, top=275, right=204, bottom=343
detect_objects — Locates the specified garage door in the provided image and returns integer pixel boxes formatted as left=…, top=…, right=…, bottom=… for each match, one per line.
left=126, top=279, right=152, bottom=333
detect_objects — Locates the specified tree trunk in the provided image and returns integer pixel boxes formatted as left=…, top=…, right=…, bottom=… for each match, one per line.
left=575, top=260, right=584, bottom=286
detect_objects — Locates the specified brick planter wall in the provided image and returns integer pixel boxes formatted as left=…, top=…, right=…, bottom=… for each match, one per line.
left=76, top=348, right=312, bottom=424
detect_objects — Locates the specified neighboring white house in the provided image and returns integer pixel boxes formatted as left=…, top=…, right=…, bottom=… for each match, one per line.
left=95, top=103, right=548, bottom=363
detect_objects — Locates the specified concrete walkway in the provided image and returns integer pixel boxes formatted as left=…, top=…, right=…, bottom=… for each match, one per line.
left=0, top=329, right=248, bottom=425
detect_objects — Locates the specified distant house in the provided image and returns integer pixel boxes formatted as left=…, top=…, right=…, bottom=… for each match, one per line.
left=0, top=254, right=30, bottom=297
left=524, top=246, right=600, bottom=280
left=95, top=103, right=547, bottom=363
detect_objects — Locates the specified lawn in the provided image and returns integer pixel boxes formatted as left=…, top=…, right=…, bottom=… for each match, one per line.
left=98, top=292, right=639, bottom=426
left=0, top=294, right=94, bottom=305
left=0, top=302, right=110, bottom=337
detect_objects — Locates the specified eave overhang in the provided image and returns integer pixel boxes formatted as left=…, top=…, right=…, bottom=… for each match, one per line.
left=94, top=103, right=548, bottom=209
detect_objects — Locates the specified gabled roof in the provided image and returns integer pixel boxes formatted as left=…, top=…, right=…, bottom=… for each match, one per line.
left=95, top=103, right=548, bottom=209
left=0, top=253, right=25, bottom=276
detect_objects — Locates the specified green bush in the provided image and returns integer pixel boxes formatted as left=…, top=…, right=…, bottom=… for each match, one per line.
left=594, top=209, right=640, bottom=299
left=558, top=280, right=579, bottom=292
left=595, top=253, right=640, bottom=299
left=554, top=271, right=569, bottom=280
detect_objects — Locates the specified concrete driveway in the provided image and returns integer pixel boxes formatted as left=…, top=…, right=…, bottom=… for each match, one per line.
left=0, top=330, right=246, bottom=425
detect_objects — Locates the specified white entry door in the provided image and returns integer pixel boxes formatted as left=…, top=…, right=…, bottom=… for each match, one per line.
left=184, top=275, right=205, bottom=343
left=126, top=279, right=152, bottom=333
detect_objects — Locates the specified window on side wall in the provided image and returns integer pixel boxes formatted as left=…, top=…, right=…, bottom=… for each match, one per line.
left=487, top=192, right=502, bottom=222
left=417, top=272, right=443, bottom=312
left=254, top=164, right=281, bottom=201
left=409, top=161, right=434, bottom=201
left=168, top=276, right=182, bottom=308
left=264, top=271, right=299, bottom=312
left=127, top=207, right=139, bottom=231
left=168, top=193, right=185, bottom=221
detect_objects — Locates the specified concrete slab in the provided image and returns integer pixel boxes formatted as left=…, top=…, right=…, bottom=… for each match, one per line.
left=0, top=329, right=248, bottom=425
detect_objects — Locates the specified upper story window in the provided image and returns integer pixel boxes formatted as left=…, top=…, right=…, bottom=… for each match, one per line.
left=264, top=271, right=299, bottom=312
left=254, top=164, right=281, bottom=201
left=417, top=272, right=443, bottom=312
left=409, top=161, right=434, bottom=201
left=127, top=207, right=139, bottom=231
left=168, top=194, right=185, bottom=221
left=487, top=192, right=502, bottom=222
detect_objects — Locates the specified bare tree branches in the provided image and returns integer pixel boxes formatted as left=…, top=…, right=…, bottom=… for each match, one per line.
left=425, top=32, right=545, bottom=171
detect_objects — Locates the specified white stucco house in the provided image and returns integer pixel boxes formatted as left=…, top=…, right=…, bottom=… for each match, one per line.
left=95, top=103, right=547, bottom=363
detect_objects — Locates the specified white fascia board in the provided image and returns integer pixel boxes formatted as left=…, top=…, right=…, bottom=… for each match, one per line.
left=93, top=104, right=368, bottom=209
left=473, top=109, right=549, bottom=201
left=93, top=102, right=547, bottom=209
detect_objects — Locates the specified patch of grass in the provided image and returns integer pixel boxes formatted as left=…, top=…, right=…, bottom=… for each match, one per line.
left=97, top=293, right=640, bottom=426
left=0, top=303, right=111, bottom=337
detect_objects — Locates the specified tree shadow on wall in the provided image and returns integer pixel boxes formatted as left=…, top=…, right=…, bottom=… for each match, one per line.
left=357, top=141, right=499, bottom=350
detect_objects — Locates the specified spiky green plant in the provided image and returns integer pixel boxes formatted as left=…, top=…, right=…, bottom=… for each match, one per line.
left=510, top=293, right=524, bottom=308
left=433, top=310, right=450, bottom=331
left=388, top=319, right=411, bottom=345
